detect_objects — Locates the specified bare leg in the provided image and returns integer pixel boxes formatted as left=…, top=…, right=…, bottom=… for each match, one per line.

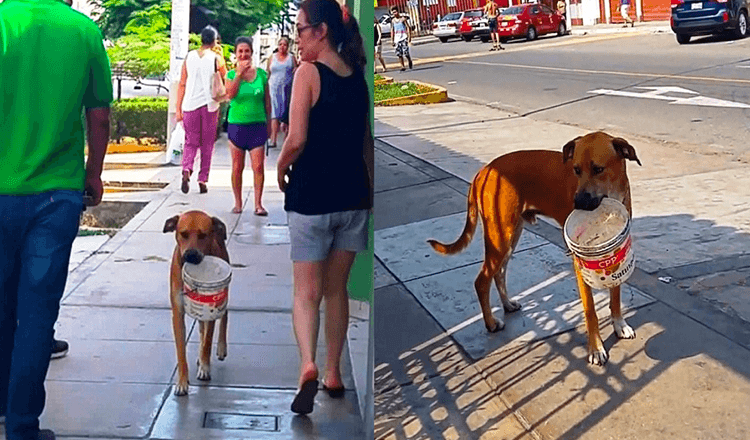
left=322, top=249, right=357, bottom=389
left=230, top=141, right=245, bottom=213
left=249, top=146, right=266, bottom=214
left=270, top=119, right=279, bottom=146
left=293, top=260, right=325, bottom=386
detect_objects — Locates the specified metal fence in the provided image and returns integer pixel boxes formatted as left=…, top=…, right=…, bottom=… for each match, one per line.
left=380, top=0, right=480, bottom=36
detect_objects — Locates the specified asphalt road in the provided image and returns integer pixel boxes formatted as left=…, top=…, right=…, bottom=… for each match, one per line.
left=382, top=32, right=750, bottom=156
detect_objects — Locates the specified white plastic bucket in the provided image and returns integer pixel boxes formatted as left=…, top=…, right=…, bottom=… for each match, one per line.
left=182, top=256, right=231, bottom=321
left=563, top=198, right=635, bottom=289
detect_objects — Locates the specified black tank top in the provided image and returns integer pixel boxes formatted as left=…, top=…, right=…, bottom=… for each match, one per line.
left=284, top=62, right=372, bottom=215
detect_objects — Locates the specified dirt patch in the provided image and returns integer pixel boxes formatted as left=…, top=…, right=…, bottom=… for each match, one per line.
left=81, top=201, right=148, bottom=229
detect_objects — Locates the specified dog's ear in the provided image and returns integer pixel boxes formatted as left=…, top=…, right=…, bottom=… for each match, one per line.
left=163, top=215, right=179, bottom=233
left=612, top=137, right=642, bottom=166
left=562, top=136, right=580, bottom=163
left=212, top=217, right=227, bottom=242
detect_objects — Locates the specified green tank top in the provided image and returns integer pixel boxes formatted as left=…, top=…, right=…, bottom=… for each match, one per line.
left=227, top=68, right=267, bottom=124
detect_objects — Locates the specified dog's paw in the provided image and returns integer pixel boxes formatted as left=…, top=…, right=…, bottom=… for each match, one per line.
left=217, top=343, right=227, bottom=361
left=486, top=318, right=504, bottom=333
left=503, top=299, right=522, bottom=313
left=613, top=317, right=636, bottom=339
left=174, top=380, right=189, bottom=396
left=588, top=348, right=609, bottom=366
left=197, top=363, right=211, bottom=381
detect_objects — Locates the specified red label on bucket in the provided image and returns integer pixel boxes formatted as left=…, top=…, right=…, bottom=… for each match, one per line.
left=185, top=287, right=228, bottom=305
left=577, top=237, right=632, bottom=270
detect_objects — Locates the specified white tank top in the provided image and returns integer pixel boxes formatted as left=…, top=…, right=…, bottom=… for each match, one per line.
left=182, top=50, right=220, bottom=112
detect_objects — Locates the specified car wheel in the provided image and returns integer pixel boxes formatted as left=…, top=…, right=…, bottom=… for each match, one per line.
left=526, top=26, right=537, bottom=41
left=676, top=33, right=691, bottom=44
left=734, top=10, right=748, bottom=38
left=463, top=35, right=473, bottom=42
left=500, top=37, right=509, bottom=43
left=480, top=36, right=490, bottom=42
left=439, top=37, right=449, bottom=43
left=557, top=22, right=566, bottom=36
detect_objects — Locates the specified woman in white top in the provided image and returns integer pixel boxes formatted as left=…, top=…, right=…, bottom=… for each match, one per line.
left=175, top=26, right=224, bottom=194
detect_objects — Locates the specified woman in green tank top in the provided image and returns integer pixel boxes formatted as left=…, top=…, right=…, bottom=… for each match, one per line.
left=225, top=37, right=272, bottom=215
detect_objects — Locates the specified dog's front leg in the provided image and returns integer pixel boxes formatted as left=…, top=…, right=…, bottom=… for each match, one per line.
left=610, top=285, right=635, bottom=339
left=172, top=305, right=189, bottom=395
left=197, top=320, right=215, bottom=381
left=217, top=311, right=228, bottom=361
left=574, top=264, right=608, bottom=365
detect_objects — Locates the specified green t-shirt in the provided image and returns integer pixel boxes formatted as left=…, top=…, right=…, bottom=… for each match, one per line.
left=227, top=68, right=268, bottom=124
left=0, top=0, right=113, bottom=195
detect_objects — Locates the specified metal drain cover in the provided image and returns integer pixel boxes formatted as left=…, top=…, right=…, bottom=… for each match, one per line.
left=203, top=412, right=279, bottom=432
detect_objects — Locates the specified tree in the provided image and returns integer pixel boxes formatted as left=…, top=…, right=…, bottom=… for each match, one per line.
left=106, top=2, right=171, bottom=82
left=91, top=0, right=291, bottom=43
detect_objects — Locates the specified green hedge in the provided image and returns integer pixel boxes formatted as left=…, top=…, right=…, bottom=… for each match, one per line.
left=111, top=97, right=168, bottom=143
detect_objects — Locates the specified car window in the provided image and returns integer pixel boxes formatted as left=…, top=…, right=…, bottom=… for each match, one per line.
left=465, top=10, right=483, bottom=18
left=541, top=5, right=554, bottom=14
left=442, top=12, right=463, bottom=21
left=504, top=6, right=524, bottom=15
left=531, top=5, right=540, bottom=14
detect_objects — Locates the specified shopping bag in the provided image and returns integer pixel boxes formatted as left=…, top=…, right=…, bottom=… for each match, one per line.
left=166, top=121, right=185, bottom=165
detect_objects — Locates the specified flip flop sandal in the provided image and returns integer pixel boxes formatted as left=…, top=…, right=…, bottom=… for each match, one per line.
left=322, top=383, right=345, bottom=398
left=254, top=208, right=268, bottom=216
left=291, top=379, right=319, bottom=415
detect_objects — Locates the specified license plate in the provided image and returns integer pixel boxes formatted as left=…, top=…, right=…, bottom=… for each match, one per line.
left=691, top=2, right=702, bottom=9
left=502, top=21, right=508, bottom=26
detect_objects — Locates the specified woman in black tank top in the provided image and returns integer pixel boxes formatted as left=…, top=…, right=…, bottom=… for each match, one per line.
left=276, top=0, right=373, bottom=416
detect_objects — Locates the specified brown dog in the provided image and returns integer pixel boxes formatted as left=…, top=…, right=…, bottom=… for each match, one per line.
left=163, top=210, right=230, bottom=395
left=428, top=132, right=641, bottom=365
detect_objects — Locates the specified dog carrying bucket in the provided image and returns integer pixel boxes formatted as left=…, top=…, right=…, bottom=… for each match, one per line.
left=182, top=256, right=231, bottom=321
left=563, top=198, right=635, bottom=290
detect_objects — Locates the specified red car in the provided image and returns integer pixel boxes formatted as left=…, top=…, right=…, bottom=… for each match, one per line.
left=496, top=3, right=566, bottom=41
left=458, top=9, right=491, bottom=42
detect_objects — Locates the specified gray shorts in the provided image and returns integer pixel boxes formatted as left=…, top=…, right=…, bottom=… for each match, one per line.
left=287, top=210, right=370, bottom=262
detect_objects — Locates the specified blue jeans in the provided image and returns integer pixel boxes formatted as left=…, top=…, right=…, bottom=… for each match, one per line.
left=0, top=190, right=82, bottom=440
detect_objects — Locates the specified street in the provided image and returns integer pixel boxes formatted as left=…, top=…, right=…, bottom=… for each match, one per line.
left=380, top=31, right=750, bottom=155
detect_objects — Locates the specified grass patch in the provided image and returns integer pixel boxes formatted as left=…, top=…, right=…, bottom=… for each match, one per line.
left=375, top=74, right=384, bottom=82
left=375, top=81, right=424, bottom=102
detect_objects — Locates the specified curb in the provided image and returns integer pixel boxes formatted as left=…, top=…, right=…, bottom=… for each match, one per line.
left=107, top=143, right=165, bottom=154
left=376, top=79, right=450, bottom=106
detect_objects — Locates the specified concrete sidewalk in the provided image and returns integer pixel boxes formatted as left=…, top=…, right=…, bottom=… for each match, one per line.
left=1, top=135, right=368, bottom=439
left=373, top=101, right=750, bottom=439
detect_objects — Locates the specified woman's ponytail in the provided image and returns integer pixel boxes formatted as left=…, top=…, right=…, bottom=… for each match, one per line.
left=339, top=13, right=366, bottom=71
left=300, top=0, right=367, bottom=71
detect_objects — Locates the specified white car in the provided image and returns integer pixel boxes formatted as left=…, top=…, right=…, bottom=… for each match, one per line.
left=432, top=11, right=466, bottom=43
left=379, top=13, right=414, bottom=38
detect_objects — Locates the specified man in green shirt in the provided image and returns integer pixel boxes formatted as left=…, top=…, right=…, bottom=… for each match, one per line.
left=0, top=1, right=112, bottom=438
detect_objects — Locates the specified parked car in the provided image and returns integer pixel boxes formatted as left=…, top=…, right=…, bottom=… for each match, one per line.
left=433, top=11, right=465, bottom=42
left=379, top=13, right=414, bottom=38
left=670, top=0, right=748, bottom=44
left=458, top=9, right=492, bottom=41
left=496, top=3, right=566, bottom=41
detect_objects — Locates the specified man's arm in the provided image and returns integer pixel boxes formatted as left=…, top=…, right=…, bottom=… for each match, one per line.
left=85, top=107, right=110, bottom=206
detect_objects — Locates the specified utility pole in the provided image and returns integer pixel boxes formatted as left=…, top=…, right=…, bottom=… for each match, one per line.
left=167, top=0, right=190, bottom=150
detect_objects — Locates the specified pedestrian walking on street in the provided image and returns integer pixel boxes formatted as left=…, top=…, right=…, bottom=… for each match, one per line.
left=484, top=0, right=505, bottom=51
left=620, top=0, right=634, bottom=27
left=0, top=0, right=113, bottom=437
left=557, top=0, right=567, bottom=23
left=266, top=37, right=297, bottom=150
left=374, top=18, right=387, bottom=73
left=226, top=37, right=272, bottom=216
left=277, top=0, right=373, bottom=415
left=390, top=6, right=413, bottom=71
left=176, top=26, right=223, bottom=195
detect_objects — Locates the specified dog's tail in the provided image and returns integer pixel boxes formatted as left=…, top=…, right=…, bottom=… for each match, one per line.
left=427, top=172, right=480, bottom=255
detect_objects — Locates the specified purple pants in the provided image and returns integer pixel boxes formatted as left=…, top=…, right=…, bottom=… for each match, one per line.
left=182, top=105, right=218, bottom=183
